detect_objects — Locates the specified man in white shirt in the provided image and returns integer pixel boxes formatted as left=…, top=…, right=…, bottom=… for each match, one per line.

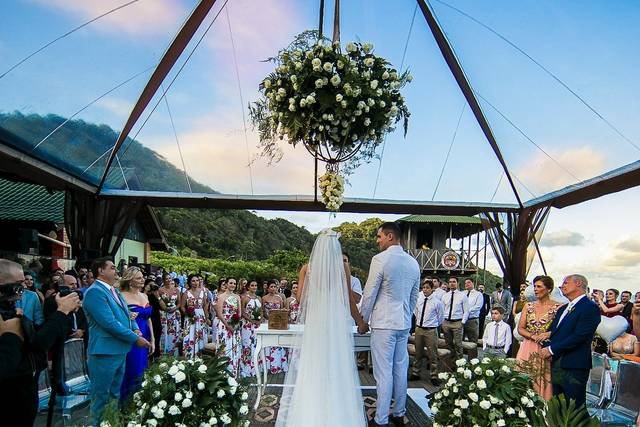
left=482, top=306, right=512, bottom=358
left=431, top=277, right=447, bottom=301
left=360, top=222, right=420, bottom=427
left=441, top=276, right=469, bottom=361
left=410, top=279, right=444, bottom=386
left=463, top=278, right=484, bottom=358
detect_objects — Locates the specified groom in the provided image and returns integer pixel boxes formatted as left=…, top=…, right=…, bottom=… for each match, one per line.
left=539, top=274, right=600, bottom=409
left=360, top=222, right=420, bottom=427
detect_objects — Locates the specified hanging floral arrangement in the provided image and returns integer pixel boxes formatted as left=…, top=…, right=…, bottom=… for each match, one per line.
left=249, top=30, right=412, bottom=210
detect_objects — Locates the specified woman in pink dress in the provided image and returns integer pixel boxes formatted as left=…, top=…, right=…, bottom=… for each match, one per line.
left=516, top=275, right=563, bottom=400
left=239, top=280, right=263, bottom=378
left=216, top=277, right=241, bottom=376
left=286, top=281, right=301, bottom=324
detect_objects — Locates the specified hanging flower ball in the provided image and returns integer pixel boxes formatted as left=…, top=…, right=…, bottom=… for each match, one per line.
left=319, top=171, right=345, bottom=211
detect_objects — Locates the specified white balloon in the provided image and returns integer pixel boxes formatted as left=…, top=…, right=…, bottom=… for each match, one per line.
left=595, top=315, right=627, bottom=343
left=513, top=311, right=524, bottom=342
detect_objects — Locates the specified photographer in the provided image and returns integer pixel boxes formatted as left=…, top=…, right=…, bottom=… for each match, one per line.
left=0, top=259, right=80, bottom=426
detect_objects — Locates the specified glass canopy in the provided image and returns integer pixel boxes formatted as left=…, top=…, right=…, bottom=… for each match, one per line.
left=1, top=0, right=639, bottom=207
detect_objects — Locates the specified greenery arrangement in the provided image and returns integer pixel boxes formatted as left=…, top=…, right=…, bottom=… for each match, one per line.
left=102, top=356, right=249, bottom=427
left=431, top=357, right=546, bottom=427
left=250, top=31, right=411, bottom=210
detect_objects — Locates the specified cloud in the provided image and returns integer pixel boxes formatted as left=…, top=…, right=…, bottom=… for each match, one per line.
left=96, top=96, right=132, bottom=119
left=516, top=146, right=608, bottom=194
left=32, top=0, right=186, bottom=37
left=602, top=237, right=640, bottom=269
left=540, top=230, right=586, bottom=247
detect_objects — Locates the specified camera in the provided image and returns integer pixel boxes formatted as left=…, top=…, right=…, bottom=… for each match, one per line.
left=58, top=285, right=83, bottom=301
left=0, top=281, right=24, bottom=320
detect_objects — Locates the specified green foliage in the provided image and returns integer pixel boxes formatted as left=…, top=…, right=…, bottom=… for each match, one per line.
left=536, top=395, right=600, bottom=427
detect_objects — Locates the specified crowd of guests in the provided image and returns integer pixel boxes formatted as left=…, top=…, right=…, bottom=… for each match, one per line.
left=411, top=273, right=640, bottom=408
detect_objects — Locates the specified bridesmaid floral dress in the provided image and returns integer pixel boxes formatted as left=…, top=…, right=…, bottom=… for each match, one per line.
left=182, top=289, right=209, bottom=359
left=288, top=297, right=301, bottom=324
left=219, top=295, right=242, bottom=376
left=263, top=299, right=289, bottom=374
left=159, top=291, right=181, bottom=356
left=516, top=301, right=561, bottom=400
left=239, top=297, right=262, bottom=378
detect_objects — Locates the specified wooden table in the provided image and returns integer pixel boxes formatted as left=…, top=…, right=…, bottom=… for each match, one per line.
left=253, top=323, right=371, bottom=409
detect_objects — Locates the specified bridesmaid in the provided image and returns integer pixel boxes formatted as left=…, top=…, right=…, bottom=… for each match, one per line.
left=216, top=277, right=242, bottom=376
left=212, top=278, right=227, bottom=348
left=144, top=278, right=162, bottom=360
left=286, top=281, right=301, bottom=324
left=119, top=267, right=154, bottom=402
left=180, top=273, right=210, bottom=359
left=239, top=280, right=263, bottom=378
left=262, top=281, right=288, bottom=374
left=158, top=272, right=181, bottom=356
left=516, top=275, right=562, bottom=400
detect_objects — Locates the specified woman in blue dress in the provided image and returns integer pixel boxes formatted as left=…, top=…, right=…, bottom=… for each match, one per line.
left=118, top=266, right=155, bottom=402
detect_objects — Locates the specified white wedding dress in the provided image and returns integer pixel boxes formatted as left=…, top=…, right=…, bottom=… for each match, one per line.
left=275, top=229, right=366, bottom=427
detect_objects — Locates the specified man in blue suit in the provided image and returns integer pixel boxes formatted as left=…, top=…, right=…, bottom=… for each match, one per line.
left=84, top=257, right=151, bottom=426
left=540, top=274, right=600, bottom=409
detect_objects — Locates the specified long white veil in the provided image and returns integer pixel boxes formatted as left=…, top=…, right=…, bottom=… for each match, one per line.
left=276, top=229, right=366, bottom=427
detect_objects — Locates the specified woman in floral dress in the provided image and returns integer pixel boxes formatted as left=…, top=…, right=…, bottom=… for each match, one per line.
left=158, top=272, right=181, bottom=356
left=262, top=282, right=289, bottom=374
left=180, top=274, right=210, bottom=359
left=286, top=281, right=301, bottom=324
left=211, top=278, right=226, bottom=348
left=516, top=275, right=563, bottom=400
left=239, top=280, right=263, bottom=378
left=216, top=277, right=242, bottom=376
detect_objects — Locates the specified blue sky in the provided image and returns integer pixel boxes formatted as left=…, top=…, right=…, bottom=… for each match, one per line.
left=2, top=0, right=640, bottom=292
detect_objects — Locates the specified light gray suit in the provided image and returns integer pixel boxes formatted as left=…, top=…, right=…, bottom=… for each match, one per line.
left=490, top=289, right=513, bottom=321
left=360, top=245, right=420, bottom=425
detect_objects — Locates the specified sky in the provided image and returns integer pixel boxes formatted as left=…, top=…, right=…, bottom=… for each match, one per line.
left=2, top=0, right=640, bottom=293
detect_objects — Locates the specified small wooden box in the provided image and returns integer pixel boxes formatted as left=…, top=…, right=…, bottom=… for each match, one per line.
left=268, top=309, right=290, bottom=330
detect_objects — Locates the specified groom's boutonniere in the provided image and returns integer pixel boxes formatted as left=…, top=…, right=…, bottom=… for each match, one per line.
left=566, top=304, right=575, bottom=314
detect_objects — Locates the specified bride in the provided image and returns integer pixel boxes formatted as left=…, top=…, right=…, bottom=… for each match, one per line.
left=275, top=229, right=368, bottom=427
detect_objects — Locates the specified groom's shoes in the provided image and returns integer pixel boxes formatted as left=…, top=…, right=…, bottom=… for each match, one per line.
left=368, top=419, right=389, bottom=427
left=389, top=415, right=408, bottom=426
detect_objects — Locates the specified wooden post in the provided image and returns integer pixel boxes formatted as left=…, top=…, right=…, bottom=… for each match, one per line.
left=333, top=0, right=340, bottom=43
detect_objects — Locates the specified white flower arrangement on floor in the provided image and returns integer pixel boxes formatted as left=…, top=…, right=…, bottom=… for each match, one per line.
left=101, top=356, right=250, bottom=427
left=431, top=357, right=546, bottom=427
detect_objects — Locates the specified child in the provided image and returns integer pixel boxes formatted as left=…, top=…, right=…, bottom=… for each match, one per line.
left=482, top=306, right=512, bottom=358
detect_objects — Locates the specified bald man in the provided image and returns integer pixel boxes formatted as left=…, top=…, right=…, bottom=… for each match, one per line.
left=0, top=259, right=80, bottom=425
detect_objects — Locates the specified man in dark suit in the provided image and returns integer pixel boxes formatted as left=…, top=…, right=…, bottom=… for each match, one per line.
left=540, top=274, right=600, bottom=409
left=477, top=283, right=491, bottom=334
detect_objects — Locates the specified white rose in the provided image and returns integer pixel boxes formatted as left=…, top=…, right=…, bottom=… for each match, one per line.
left=458, top=399, right=469, bottom=409
left=311, top=58, right=321, bottom=67
left=168, top=405, right=180, bottom=416
left=217, top=389, right=225, bottom=398
left=336, top=94, right=343, bottom=102
left=431, top=406, right=438, bottom=414
left=209, top=417, right=218, bottom=425
left=502, top=365, right=511, bottom=374
left=221, top=414, right=232, bottom=425
left=442, top=389, right=450, bottom=397
left=182, top=398, right=192, bottom=408
left=157, top=400, right=167, bottom=409
left=323, top=62, right=333, bottom=72
left=198, top=364, right=208, bottom=374
left=364, top=118, right=371, bottom=126
left=230, top=386, right=237, bottom=395
left=168, top=365, right=179, bottom=376
left=438, top=372, right=449, bottom=380
left=185, top=391, right=193, bottom=399
left=453, top=386, right=459, bottom=393
left=153, top=375, right=161, bottom=384
left=497, top=420, right=506, bottom=427
left=447, top=377, right=457, bottom=386
left=337, top=60, right=344, bottom=69
left=175, top=392, right=183, bottom=401
left=453, top=408, right=461, bottom=417
left=370, top=80, right=379, bottom=89
left=263, top=79, right=271, bottom=88
left=174, top=371, right=186, bottom=383
left=152, top=390, right=160, bottom=398
left=468, top=393, right=478, bottom=402
left=379, top=100, right=386, bottom=108
left=376, top=88, right=382, bottom=96
left=341, top=100, right=347, bottom=108
left=476, top=379, right=487, bottom=389
left=455, top=359, right=467, bottom=367
left=381, top=71, right=390, bottom=80
left=277, top=88, right=286, bottom=96
left=288, top=104, right=296, bottom=112
left=239, top=404, right=249, bottom=415
left=506, top=407, right=516, bottom=415
left=299, top=99, right=307, bottom=107
left=485, top=369, right=494, bottom=377
left=330, top=75, right=341, bottom=86
left=482, top=357, right=491, bottom=364
left=147, top=420, right=158, bottom=427
left=346, top=42, right=357, bottom=52
left=479, top=400, right=491, bottom=410
left=364, top=57, right=375, bottom=67
left=306, top=95, right=315, bottom=104
left=521, top=396, right=530, bottom=405
left=463, top=369, right=472, bottom=379
left=295, top=62, right=302, bottom=70
left=407, top=74, right=413, bottom=82
left=363, top=42, right=373, bottom=53
left=490, top=395, right=499, bottom=404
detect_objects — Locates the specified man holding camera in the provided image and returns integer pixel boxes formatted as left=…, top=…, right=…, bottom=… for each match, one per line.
left=0, top=259, right=80, bottom=426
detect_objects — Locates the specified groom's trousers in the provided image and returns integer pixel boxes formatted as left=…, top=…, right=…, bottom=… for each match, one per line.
left=371, top=328, right=410, bottom=424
